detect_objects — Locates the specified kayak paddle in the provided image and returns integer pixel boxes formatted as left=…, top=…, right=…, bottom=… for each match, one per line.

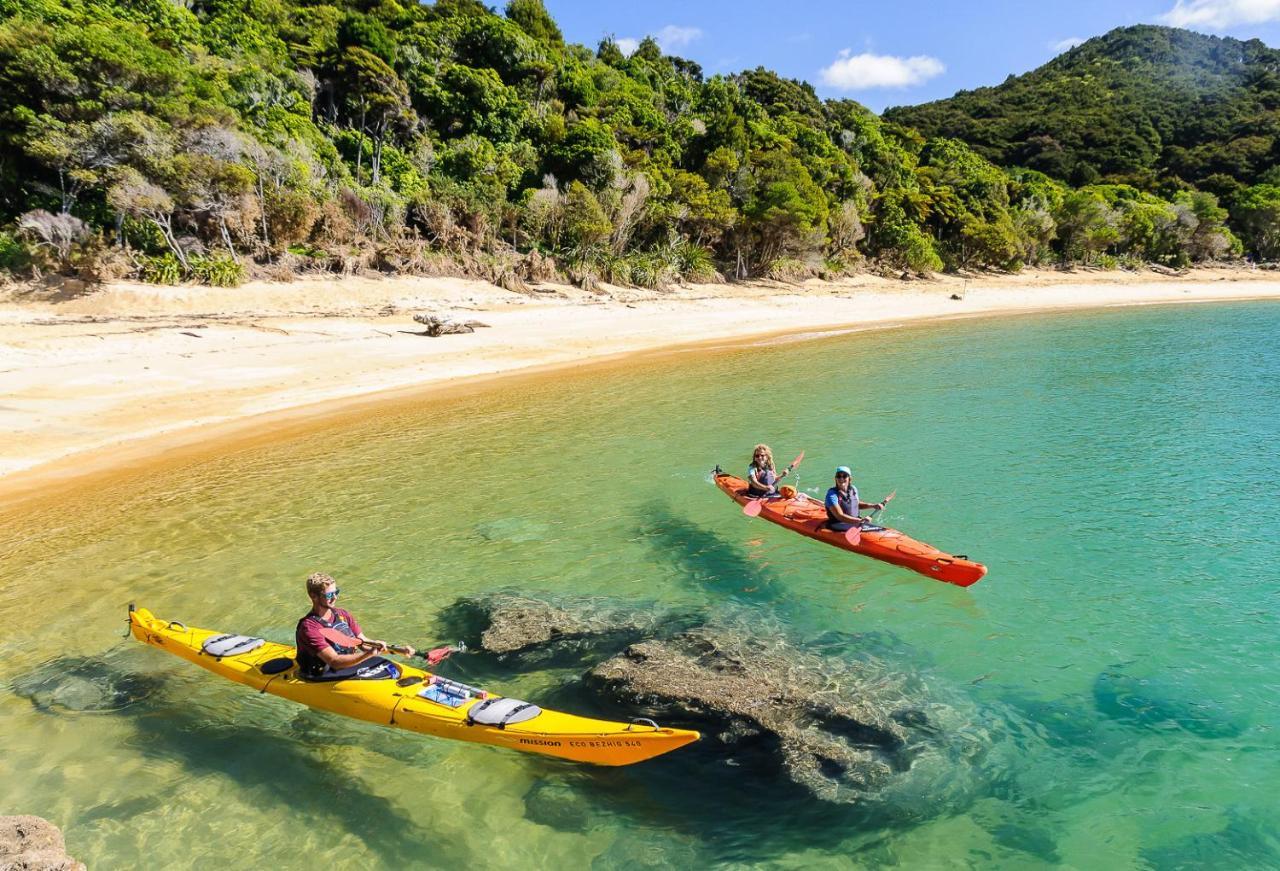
left=743, top=451, right=804, bottom=517
left=874, top=490, right=897, bottom=517
left=317, top=625, right=465, bottom=665
left=842, top=490, right=897, bottom=546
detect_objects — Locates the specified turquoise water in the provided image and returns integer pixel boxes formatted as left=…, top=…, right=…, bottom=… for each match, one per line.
left=2, top=301, right=1278, bottom=868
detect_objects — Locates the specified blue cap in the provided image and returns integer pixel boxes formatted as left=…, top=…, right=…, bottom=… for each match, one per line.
left=835, top=466, right=852, bottom=477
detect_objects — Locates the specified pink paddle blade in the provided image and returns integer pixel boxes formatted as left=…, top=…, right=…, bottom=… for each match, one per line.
left=318, top=625, right=364, bottom=648
left=788, top=451, right=805, bottom=470
left=425, top=646, right=454, bottom=665
left=743, top=499, right=764, bottom=517
left=844, top=526, right=862, bottom=546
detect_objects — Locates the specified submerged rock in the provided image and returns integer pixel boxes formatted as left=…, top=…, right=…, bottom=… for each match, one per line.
left=587, top=628, right=935, bottom=804
left=445, top=593, right=999, bottom=813
left=1140, top=808, right=1280, bottom=870
left=1094, top=670, right=1245, bottom=738
left=438, top=594, right=696, bottom=663
left=11, top=655, right=163, bottom=713
left=522, top=780, right=595, bottom=833
left=473, top=517, right=552, bottom=543
left=0, top=816, right=85, bottom=871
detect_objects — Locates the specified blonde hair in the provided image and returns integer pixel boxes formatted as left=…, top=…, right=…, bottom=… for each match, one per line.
left=751, top=444, right=774, bottom=471
left=306, top=572, right=335, bottom=596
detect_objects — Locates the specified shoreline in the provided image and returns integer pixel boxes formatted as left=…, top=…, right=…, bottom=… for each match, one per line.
left=3, top=269, right=1279, bottom=509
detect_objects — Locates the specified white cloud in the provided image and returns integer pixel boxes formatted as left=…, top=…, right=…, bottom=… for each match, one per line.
left=819, top=50, right=946, bottom=90
left=655, top=25, right=703, bottom=51
left=611, top=25, right=703, bottom=58
left=1159, top=0, right=1280, bottom=28
left=1051, top=36, right=1086, bottom=51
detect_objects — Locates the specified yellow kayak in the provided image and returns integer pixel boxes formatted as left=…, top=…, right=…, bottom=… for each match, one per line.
left=128, top=606, right=698, bottom=765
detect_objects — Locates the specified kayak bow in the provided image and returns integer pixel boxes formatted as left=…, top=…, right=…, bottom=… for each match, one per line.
left=713, top=471, right=987, bottom=587
left=128, top=606, right=699, bottom=765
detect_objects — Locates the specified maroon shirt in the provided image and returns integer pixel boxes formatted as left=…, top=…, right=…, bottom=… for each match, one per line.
left=295, top=607, right=363, bottom=660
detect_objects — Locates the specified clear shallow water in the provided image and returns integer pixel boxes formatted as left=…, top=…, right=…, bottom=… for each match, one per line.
left=2, top=302, right=1279, bottom=868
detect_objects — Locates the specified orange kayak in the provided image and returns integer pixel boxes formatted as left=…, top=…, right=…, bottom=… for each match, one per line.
left=713, top=471, right=987, bottom=587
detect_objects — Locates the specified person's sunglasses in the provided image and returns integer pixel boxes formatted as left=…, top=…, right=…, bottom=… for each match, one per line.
left=324, top=588, right=341, bottom=601
left=835, top=474, right=850, bottom=479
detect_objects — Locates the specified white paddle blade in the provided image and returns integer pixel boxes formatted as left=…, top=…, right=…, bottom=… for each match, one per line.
left=743, top=499, right=764, bottom=517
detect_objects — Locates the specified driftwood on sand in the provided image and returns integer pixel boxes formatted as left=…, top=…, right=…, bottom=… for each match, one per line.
left=411, top=314, right=492, bottom=336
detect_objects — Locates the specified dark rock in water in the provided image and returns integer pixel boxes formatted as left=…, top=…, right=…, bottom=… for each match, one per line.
left=0, top=815, right=86, bottom=871
left=590, top=830, right=707, bottom=871
left=438, top=594, right=697, bottom=665
left=447, top=593, right=1000, bottom=817
left=1140, top=809, right=1280, bottom=870
left=1093, top=670, right=1244, bottom=738
left=587, top=628, right=925, bottom=804
left=990, top=822, right=1061, bottom=864
left=522, top=779, right=595, bottom=833
left=76, top=794, right=164, bottom=826
left=11, top=655, right=163, bottom=713
left=473, top=517, right=552, bottom=543
left=1000, top=692, right=1104, bottom=750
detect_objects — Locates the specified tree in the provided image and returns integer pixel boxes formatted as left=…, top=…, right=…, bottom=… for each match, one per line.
left=1233, top=184, right=1280, bottom=259
left=17, top=209, right=91, bottom=271
left=108, top=171, right=187, bottom=267
left=1173, top=191, right=1239, bottom=261
left=1055, top=190, right=1119, bottom=263
left=337, top=47, right=415, bottom=185
left=738, top=149, right=829, bottom=272
left=505, top=0, right=563, bottom=46
left=562, top=180, right=610, bottom=252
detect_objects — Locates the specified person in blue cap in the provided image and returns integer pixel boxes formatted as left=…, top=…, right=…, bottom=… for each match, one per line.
left=825, top=466, right=885, bottom=531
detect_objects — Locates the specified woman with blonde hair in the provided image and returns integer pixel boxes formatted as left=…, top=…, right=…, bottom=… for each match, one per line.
left=747, top=444, right=795, bottom=498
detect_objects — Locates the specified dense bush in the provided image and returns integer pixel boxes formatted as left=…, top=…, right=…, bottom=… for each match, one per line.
left=0, top=4, right=1270, bottom=289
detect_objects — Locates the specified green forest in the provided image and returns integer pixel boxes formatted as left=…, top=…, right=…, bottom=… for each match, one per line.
left=2, top=2, right=1278, bottom=288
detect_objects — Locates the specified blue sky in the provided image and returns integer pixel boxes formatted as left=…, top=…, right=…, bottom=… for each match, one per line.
left=542, top=0, right=1280, bottom=112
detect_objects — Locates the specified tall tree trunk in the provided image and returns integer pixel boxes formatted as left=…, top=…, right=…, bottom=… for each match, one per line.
left=355, top=102, right=367, bottom=185
left=219, top=216, right=236, bottom=256
left=257, top=175, right=270, bottom=249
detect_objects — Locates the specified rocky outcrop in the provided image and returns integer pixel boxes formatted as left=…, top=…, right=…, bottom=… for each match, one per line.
left=438, top=594, right=695, bottom=661
left=587, top=628, right=933, bottom=804
left=12, top=654, right=163, bottom=713
left=443, top=593, right=993, bottom=809
left=1094, top=669, right=1244, bottom=738
left=0, top=816, right=85, bottom=871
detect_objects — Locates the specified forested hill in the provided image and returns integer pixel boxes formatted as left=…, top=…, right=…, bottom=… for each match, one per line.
left=884, top=26, right=1280, bottom=197
left=1, top=4, right=1278, bottom=289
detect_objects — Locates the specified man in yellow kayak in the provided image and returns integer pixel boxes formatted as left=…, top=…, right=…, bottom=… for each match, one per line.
left=825, top=466, right=886, bottom=532
left=295, top=572, right=414, bottom=680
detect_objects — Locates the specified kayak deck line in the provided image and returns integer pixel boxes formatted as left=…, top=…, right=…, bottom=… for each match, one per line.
left=128, top=606, right=699, bottom=765
left=713, top=471, right=987, bottom=587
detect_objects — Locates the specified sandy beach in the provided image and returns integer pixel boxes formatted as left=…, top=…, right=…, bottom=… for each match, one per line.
left=3, top=267, right=1278, bottom=505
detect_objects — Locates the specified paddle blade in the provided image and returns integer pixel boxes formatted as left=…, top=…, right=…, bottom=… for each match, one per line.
left=743, top=499, right=764, bottom=517
left=844, top=526, right=862, bottom=546
left=426, top=646, right=453, bottom=665
left=318, top=625, right=363, bottom=649
left=789, top=451, right=805, bottom=470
